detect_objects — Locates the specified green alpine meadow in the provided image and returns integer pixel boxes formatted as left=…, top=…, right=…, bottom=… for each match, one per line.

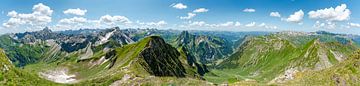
left=1, top=0, right=360, bottom=86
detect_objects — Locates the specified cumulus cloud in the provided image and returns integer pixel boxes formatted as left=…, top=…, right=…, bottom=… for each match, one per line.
left=258, top=23, right=278, bottom=29
left=308, top=4, right=350, bottom=22
left=313, top=21, right=336, bottom=29
left=347, top=23, right=360, bottom=28
left=179, top=21, right=277, bottom=30
left=137, top=20, right=167, bottom=27
left=59, top=17, right=87, bottom=24
left=63, top=8, right=87, bottom=16
left=2, top=3, right=53, bottom=28
left=245, top=22, right=256, bottom=27
left=193, top=8, right=209, bottom=13
left=285, top=10, right=304, bottom=23
left=185, top=21, right=236, bottom=28
left=235, top=22, right=241, bottom=27
left=219, top=22, right=234, bottom=27
left=270, top=12, right=281, bottom=17
left=100, top=15, right=131, bottom=24
left=243, top=8, right=256, bottom=13
left=171, top=3, right=187, bottom=9
left=180, top=13, right=196, bottom=20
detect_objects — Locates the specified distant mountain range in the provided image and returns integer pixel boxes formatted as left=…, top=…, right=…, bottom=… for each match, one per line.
left=1, top=27, right=360, bottom=85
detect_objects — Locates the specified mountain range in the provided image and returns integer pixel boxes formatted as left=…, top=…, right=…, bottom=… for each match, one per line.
left=1, top=27, right=360, bottom=85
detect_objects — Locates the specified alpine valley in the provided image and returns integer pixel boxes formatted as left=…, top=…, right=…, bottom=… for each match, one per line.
left=0, top=27, right=360, bottom=85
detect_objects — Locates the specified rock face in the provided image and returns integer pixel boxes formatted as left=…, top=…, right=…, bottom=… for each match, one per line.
left=175, top=31, right=233, bottom=64
left=138, top=36, right=186, bottom=77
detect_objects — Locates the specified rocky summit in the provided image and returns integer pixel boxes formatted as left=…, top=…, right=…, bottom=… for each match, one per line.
left=138, top=36, right=186, bottom=77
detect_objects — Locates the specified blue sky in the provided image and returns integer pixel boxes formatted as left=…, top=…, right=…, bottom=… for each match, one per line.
left=0, top=0, right=360, bottom=34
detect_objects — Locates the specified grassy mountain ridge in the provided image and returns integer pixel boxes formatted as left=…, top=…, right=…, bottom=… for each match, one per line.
left=2, top=28, right=360, bottom=85
left=68, top=36, right=209, bottom=85
left=205, top=32, right=358, bottom=84
left=282, top=49, right=360, bottom=85
left=18, top=36, right=209, bottom=85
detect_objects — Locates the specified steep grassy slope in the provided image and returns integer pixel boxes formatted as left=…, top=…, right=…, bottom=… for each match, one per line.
left=0, top=35, right=50, bottom=67
left=205, top=32, right=358, bottom=84
left=69, top=36, right=209, bottom=85
left=283, top=49, right=360, bottom=85
left=0, top=49, right=57, bottom=85
left=19, top=36, right=209, bottom=85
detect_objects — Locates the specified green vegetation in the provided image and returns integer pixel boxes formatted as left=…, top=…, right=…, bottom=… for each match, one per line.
left=0, top=35, right=50, bottom=67
left=284, top=49, right=360, bottom=85
left=174, top=31, right=233, bottom=64
left=2, top=30, right=360, bottom=86
left=0, top=48, right=58, bottom=86
left=206, top=33, right=358, bottom=84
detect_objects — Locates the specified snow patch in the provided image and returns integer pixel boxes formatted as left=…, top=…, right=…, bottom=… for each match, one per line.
left=39, top=68, right=77, bottom=84
left=96, top=29, right=116, bottom=46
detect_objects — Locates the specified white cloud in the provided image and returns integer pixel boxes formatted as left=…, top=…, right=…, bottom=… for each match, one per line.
left=347, top=23, right=360, bottom=28
left=189, top=21, right=206, bottom=26
left=193, top=8, right=209, bottom=13
left=2, top=3, right=53, bottom=28
left=59, top=17, right=87, bottom=24
left=32, top=3, right=53, bottom=16
left=138, top=20, right=167, bottom=27
left=259, top=23, right=277, bottom=29
left=245, top=22, right=256, bottom=27
left=243, top=8, right=256, bottom=13
left=258, top=23, right=266, bottom=27
left=235, top=22, right=241, bottom=27
left=181, top=21, right=277, bottom=30
left=100, top=15, right=131, bottom=24
left=308, top=4, right=350, bottom=22
left=270, top=12, right=281, bottom=17
left=186, top=21, right=237, bottom=28
left=285, top=10, right=304, bottom=23
left=63, top=8, right=87, bottom=16
left=219, top=22, right=234, bottom=27
left=171, top=3, right=187, bottom=9
left=313, top=21, right=336, bottom=29
left=7, top=11, right=17, bottom=17
left=180, top=13, right=196, bottom=20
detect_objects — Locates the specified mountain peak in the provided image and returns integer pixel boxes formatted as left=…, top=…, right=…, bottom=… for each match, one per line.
left=138, top=36, right=186, bottom=77
left=147, top=36, right=166, bottom=45
left=41, top=27, right=52, bottom=33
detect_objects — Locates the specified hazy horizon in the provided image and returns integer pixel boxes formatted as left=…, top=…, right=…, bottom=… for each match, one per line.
left=0, top=0, right=360, bottom=34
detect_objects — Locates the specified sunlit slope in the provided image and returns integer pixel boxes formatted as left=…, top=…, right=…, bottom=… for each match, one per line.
left=206, top=32, right=358, bottom=84
left=58, top=36, right=209, bottom=85
left=282, top=49, right=360, bottom=85
left=0, top=48, right=57, bottom=85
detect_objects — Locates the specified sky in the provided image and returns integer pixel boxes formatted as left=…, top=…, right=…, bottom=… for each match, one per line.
left=0, top=0, right=360, bottom=34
